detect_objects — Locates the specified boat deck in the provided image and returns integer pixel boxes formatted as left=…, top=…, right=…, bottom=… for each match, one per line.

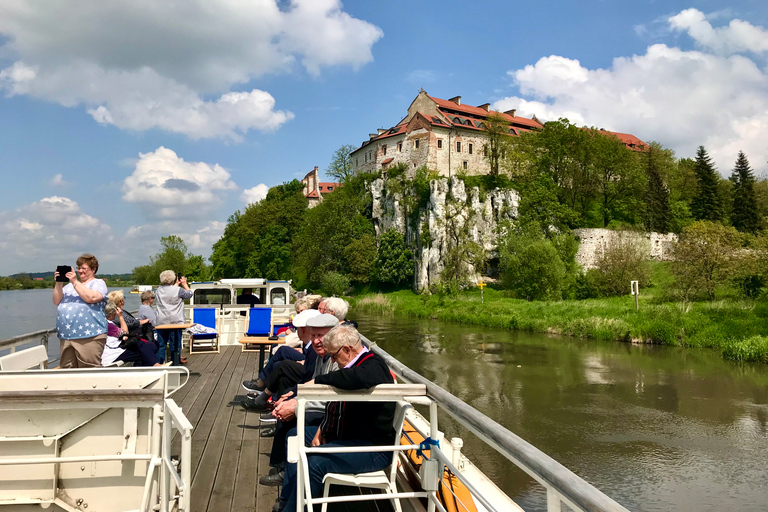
left=177, top=346, right=394, bottom=512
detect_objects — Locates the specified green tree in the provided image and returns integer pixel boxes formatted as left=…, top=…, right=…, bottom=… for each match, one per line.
left=320, top=271, right=351, bottom=297
left=593, top=231, right=651, bottom=297
left=132, top=235, right=209, bottom=284
left=292, top=175, right=376, bottom=287
left=643, top=144, right=672, bottom=232
left=375, top=229, right=414, bottom=287
left=210, top=180, right=307, bottom=279
left=326, top=144, right=357, bottom=183
left=691, top=146, right=723, bottom=222
left=672, top=221, right=741, bottom=300
left=482, top=112, right=513, bottom=177
left=730, top=151, right=759, bottom=233
left=499, top=227, right=565, bottom=301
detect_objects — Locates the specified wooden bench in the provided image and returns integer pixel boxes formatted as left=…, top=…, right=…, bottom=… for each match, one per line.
left=0, top=345, right=48, bottom=371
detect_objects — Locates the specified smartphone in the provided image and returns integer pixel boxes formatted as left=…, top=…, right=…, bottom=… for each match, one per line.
left=177, top=273, right=183, bottom=282
left=56, top=265, right=72, bottom=282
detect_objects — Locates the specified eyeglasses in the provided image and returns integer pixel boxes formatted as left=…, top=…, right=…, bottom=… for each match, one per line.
left=329, top=346, right=345, bottom=360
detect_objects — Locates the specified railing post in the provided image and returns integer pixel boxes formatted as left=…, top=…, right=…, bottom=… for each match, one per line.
left=547, top=488, right=562, bottom=512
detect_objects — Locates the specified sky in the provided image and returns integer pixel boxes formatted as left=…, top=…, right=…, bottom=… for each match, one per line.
left=1, top=0, right=767, bottom=276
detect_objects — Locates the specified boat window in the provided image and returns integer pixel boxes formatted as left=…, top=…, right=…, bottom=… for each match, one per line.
left=193, top=289, right=232, bottom=306
left=270, top=288, right=287, bottom=305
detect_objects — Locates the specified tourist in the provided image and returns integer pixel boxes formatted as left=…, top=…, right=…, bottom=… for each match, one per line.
left=236, top=288, right=261, bottom=316
left=52, top=253, right=108, bottom=368
left=275, top=324, right=396, bottom=512
left=101, top=301, right=163, bottom=367
left=155, top=270, right=193, bottom=365
left=241, top=309, right=325, bottom=407
left=259, top=318, right=340, bottom=486
left=138, top=290, right=157, bottom=325
left=107, top=289, right=150, bottom=335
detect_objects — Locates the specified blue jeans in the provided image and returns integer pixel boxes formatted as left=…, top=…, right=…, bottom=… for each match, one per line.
left=280, top=426, right=391, bottom=512
left=156, top=329, right=182, bottom=365
left=259, top=345, right=304, bottom=381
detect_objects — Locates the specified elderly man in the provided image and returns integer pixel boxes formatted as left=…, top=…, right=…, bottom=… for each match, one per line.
left=241, top=309, right=322, bottom=410
left=275, top=324, right=395, bottom=512
left=259, top=313, right=340, bottom=486
left=243, top=298, right=349, bottom=393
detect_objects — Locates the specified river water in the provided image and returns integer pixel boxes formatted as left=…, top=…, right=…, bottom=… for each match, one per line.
left=2, top=291, right=767, bottom=510
left=354, top=312, right=768, bottom=512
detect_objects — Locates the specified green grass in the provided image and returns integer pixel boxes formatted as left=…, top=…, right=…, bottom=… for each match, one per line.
left=350, top=282, right=768, bottom=365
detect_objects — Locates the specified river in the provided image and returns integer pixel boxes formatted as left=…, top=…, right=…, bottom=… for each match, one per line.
left=2, top=290, right=767, bottom=511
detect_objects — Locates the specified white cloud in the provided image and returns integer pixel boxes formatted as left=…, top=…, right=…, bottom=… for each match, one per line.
left=122, top=147, right=238, bottom=218
left=0, top=0, right=382, bottom=139
left=493, top=10, right=768, bottom=173
left=49, top=174, right=68, bottom=186
left=0, top=196, right=114, bottom=274
left=669, top=8, right=768, bottom=55
left=241, top=184, right=270, bottom=205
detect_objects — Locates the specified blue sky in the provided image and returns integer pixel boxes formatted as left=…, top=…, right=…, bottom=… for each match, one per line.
left=1, top=0, right=767, bottom=275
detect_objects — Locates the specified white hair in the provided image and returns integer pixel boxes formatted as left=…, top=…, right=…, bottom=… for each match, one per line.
left=159, top=270, right=177, bottom=285
left=323, top=324, right=361, bottom=353
left=324, top=297, right=349, bottom=321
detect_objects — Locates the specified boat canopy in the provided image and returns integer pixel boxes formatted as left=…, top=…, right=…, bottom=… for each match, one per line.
left=219, top=278, right=267, bottom=286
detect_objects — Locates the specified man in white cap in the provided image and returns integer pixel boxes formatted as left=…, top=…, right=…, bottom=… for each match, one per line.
left=242, top=313, right=338, bottom=412
left=242, top=308, right=321, bottom=393
left=258, top=313, right=340, bottom=486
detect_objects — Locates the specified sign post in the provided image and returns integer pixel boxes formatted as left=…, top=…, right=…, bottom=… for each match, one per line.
left=631, top=280, right=639, bottom=311
left=477, top=279, right=486, bottom=304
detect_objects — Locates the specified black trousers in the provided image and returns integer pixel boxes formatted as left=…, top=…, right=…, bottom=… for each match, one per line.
left=269, top=411, right=324, bottom=468
left=264, top=360, right=305, bottom=398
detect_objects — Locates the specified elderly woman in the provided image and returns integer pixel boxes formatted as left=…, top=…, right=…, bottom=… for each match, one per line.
left=107, top=289, right=150, bottom=335
left=52, top=253, right=108, bottom=368
left=102, top=301, right=164, bottom=367
left=155, top=270, right=193, bottom=365
left=138, top=290, right=157, bottom=325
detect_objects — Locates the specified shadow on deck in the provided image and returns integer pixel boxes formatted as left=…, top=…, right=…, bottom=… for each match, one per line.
left=177, top=346, right=396, bottom=512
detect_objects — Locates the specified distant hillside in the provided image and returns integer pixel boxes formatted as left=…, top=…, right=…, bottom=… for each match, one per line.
left=9, top=271, right=133, bottom=281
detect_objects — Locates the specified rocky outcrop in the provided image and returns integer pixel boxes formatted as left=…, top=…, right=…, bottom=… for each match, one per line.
left=573, top=228, right=678, bottom=269
left=370, top=177, right=519, bottom=291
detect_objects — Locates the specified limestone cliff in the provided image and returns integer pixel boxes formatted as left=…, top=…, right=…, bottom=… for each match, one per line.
left=369, top=176, right=519, bottom=291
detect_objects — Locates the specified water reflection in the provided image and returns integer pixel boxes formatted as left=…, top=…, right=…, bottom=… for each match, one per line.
left=355, top=312, right=768, bottom=512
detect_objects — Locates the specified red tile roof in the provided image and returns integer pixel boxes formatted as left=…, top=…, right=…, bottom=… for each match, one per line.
left=305, top=190, right=319, bottom=198
left=603, top=130, right=646, bottom=149
left=381, top=157, right=394, bottom=165
left=429, top=95, right=544, bottom=129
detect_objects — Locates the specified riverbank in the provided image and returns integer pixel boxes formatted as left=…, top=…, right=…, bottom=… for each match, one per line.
left=351, top=288, right=768, bottom=364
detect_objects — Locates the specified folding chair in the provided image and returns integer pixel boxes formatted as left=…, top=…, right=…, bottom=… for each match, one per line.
left=190, top=308, right=219, bottom=354
left=320, top=400, right=412, bottom=512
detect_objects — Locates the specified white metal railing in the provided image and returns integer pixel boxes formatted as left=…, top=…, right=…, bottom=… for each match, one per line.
left=0, top=367, right=192, bottom=512
left=292, top=384, right=440, bottom=512
left=360, top=334, right=630, bottom=512
left=0, top=328, right=53, bottom=357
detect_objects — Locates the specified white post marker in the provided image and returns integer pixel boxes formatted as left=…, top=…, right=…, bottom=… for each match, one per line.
left=631, top=280, right=639, bottom=311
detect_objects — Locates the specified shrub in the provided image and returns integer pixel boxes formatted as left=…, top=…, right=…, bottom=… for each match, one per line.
left=722, top=336, right=768, bottom=363
left=594, top=231, right=650, bottom=297
left=501, top=238, right=565, bottom=301
left=375, top=229, right=414, bottom=288
left=320, top=271, right=350, bottom=297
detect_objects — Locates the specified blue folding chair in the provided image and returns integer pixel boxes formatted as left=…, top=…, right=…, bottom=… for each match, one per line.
left=190, top=307, right=220, bottom=353
left=245, top=307, right=272, bottom=337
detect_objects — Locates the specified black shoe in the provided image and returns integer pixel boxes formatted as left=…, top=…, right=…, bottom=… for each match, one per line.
left=241, top=396, right=268, bottom=412
left=272, top=498, right=286, bottom=512
left=268, top=464, right=284, bottom=476
left=260, top=470, right=284, bottom=486
left=260, top=426, right=277, bottom=438
left=260, top=412, right=277, bottom=423
left=242, top=379, right=264, bottom=393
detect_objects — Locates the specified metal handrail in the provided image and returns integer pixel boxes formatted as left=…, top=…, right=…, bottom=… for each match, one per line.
left=0, top=329, right=54, bottom=355
left=360, top=334, right=630, bottom=512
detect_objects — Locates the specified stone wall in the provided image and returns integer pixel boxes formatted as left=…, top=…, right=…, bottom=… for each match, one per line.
left=573, top=228, right=678, bottom=269
left=370, top=176, right=518, bottom=291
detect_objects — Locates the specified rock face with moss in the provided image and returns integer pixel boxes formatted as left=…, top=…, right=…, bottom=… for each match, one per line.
left=370, top=176, right=518, bottom=291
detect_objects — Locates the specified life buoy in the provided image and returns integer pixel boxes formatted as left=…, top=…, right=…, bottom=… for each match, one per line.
left=400, top=420, right=478, bottom=512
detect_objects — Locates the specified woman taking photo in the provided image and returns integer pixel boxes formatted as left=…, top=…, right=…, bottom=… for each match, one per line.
left=155, top=270, right=192, bottom=365
left=52, top=253, right=108, bottom=368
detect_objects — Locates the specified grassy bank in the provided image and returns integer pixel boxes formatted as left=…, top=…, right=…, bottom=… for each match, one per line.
left=351, top=287, right=768, bottom=364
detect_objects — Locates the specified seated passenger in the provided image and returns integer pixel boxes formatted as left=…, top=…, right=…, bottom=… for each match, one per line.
left=258, top=318, right=340, bottom=485
left=237, top=288, right=261, bottom=316
left=275, top=324, right=396, bottom=512
left=102, top=301, right=164, bottom=367
left=108, top=290, right=150, bottom=335
left=242, top=312, right=337, bottom=411
left=137, top=290, right=157, bottom=325
left=242, top=308, right=320, bottom=394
